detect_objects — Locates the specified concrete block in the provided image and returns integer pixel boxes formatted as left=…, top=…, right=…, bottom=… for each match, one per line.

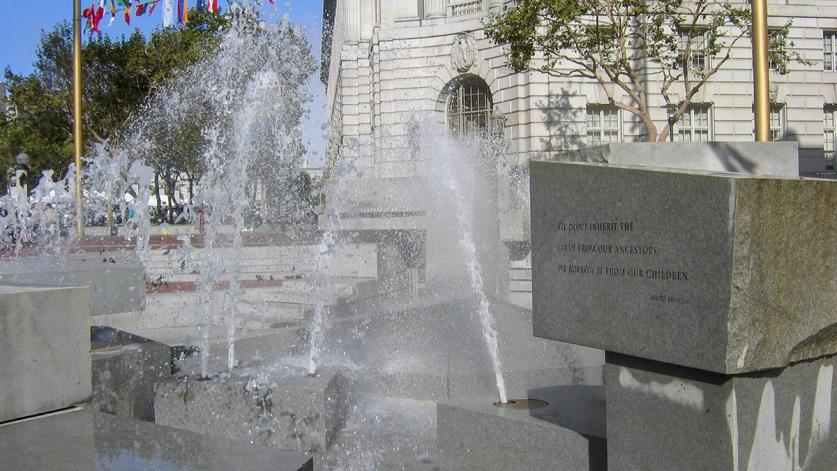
left=90, top=326, right=171, bottom=421
left=155, top=367, right=350, bottom=452
left=0, top=254, right=144, bottom=315
left=0, top=408, right=312, bottom=470
left=0, top=285, right=91, bottom=422
left=437, top=386, right=607, bottom=470
left=531, top=161, right=837, bottom=374
left=552, top=142, right=799, bottom=177
left=605, top=353, right=837, bottom=471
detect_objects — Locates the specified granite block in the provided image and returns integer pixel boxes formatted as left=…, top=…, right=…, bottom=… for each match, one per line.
left=155, top=366, right=350, bottom=452
left=0, top=285, right=91, bottom=422
left=437, top=385, right=606, bottom=470
left=604, top=353, right=837, bottom=471
left=531, top=161, right=837, bottom=374
left=0, top=408, right=312, bottom=470
left=90, top=326, right=172, bottom=421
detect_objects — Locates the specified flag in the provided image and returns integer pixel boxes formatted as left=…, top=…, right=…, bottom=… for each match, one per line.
left=209, top=0, right=218, bottom=13
left=182, top=0, right=189, bottom=24
left=136, top=3, right=147, bottom=16
left=124, top=7, right=130, bottom=25
left=196, top=0, right=204, bottom=12
left=149, top=1, right=159, bottom=15
left=91, top=6, right=105, bottom=32
left=163, top=0, right=173, bottom=27
left=109, top=0, right=116, bottom=17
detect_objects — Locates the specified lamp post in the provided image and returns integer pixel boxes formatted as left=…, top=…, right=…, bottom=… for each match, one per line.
left=73, top=0, right=84, bottom=237
left=667, top=107, right=677, bottom=143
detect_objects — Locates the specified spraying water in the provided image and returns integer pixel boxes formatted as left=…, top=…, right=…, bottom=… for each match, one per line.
left=119, top=3, right=316, bottom=377
left=305, top=160, right=357, bottom=375
left=437, top=156, right=508, bottom=404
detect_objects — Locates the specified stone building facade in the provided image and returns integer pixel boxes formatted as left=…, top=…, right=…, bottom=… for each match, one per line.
left=322, top=0, right=837, bottom=175
left=321, top=0, right=837, bottom=300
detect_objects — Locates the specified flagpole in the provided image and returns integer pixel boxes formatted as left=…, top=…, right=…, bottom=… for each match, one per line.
left=752, top=0, right=770, bottom=142
left=73, top=0, right=85, bottom=238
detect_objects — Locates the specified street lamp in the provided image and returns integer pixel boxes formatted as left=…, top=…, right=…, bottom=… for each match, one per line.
left=15, top=152, right=30, bottom=198
left=667, top=107, right=677, bottom=143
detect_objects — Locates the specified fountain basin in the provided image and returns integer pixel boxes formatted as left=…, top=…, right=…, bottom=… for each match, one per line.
left=155, top=366, right=350, bottom=452
left=90, top=326, right=172, bottom=421
left=0, top=408, right=312, bottom=470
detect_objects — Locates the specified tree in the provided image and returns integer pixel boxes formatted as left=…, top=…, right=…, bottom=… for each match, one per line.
left=0, top=12, right=225, bottom=222
left=1, top=23, right=153, bottom=182
left=485, top=0, right=808, bottom=141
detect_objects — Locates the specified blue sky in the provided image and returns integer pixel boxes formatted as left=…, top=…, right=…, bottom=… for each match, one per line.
left=0, top=0, right=327, bottom=167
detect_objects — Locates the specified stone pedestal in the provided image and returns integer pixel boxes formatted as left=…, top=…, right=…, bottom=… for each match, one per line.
left=155, top=367, right=350, bottom=452
left=90, top=326, right=172, bottom=421
left=437, top=386, right=606, bottom=470
left=530, top=158, right=837, bottom=471
left=605, top=353, right=836, bottom=471
left=0, top=285, right=91, bottom=422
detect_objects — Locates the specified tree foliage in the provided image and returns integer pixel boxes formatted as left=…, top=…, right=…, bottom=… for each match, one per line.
left=0, top=11, right=225, bottom=187
left=485, top=0, right=809, bottom=141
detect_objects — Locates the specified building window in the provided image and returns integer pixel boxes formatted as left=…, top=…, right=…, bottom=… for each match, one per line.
left=769, top=105, right=785, bottom=141
left=676, top=105, right=712, bottom=142
left=586, top=105, right=620, bottom=145
left=447, top=76, right=493, bottom=138
left=824, top=31, right=837, bottom=72
left=449, top=0, right=482, bottom=17
left=679, top=30, right=708, bottom=71
left=825, top=105, right=836, bottom=170
left=752, top=104, right=786, bottom=141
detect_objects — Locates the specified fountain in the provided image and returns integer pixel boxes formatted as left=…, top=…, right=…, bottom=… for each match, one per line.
left=1, top=3, right=606, bottom=469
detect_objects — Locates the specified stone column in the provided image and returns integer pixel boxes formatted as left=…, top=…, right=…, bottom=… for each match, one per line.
left=424, top=0, right=445, bottom=17
left=344, top=0, right=361, bottom=42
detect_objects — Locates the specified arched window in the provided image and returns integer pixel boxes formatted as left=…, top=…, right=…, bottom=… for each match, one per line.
left=446, top=76, right=493, bottom=138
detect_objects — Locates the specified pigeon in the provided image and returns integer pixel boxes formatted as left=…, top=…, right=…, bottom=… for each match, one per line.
left=150, top=275, right=165, bottom=288
left=256, top=275, right=263, bottom=281
left=109, top=257, right=116, bottom=264
left=102, top=258, right=108, bottom=263
left=162, top=247, right=171, bottom=255
left=180, top=260, right=186, bottom=271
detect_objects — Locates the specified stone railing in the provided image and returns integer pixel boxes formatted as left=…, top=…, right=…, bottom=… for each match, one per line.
left=449, top=0, right=483, bottom=17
